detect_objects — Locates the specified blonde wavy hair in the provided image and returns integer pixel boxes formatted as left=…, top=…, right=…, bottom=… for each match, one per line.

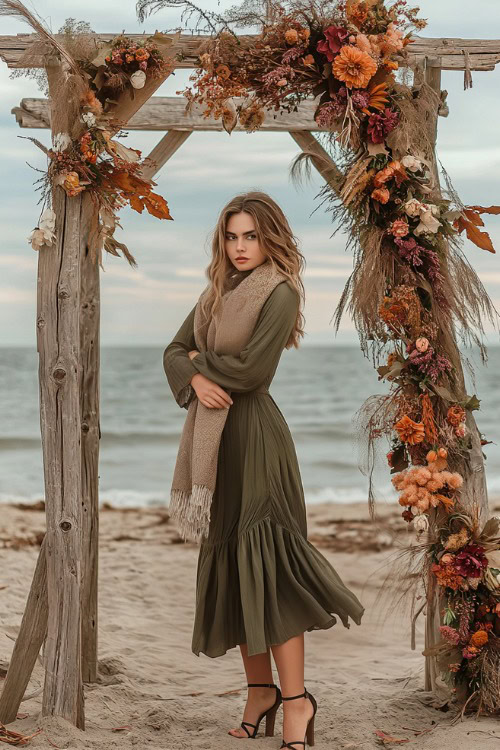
left=200, top=191, right=306, bottom=349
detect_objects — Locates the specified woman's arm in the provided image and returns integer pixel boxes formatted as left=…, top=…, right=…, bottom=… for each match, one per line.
left=190, top=281, right=298, bottom=393
left=163, top=305, right=200, bottom=408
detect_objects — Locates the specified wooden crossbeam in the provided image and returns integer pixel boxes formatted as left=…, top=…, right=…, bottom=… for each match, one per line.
left=12, top=96, right=328, bottom=131
left=1, top=33, right=500, bottom=71
left=141, top=130, right=192, bottom=179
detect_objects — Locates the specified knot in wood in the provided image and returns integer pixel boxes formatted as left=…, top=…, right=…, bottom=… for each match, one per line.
left=59, top=520, right=72, bottom=532
left=81, top=422, right=89, bottom=433
left=58, top=287, right=70, bottom=299
left=53, top=367, right=66, bottom=382
left=36, top=315, right=45, bottom=330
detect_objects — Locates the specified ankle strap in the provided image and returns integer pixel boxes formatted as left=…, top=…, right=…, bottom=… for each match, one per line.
left=282, top=688, right=308, bottom=700
left=247, top=682, right=276, bottom=688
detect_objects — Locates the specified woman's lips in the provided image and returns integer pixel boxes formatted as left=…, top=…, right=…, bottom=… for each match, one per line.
left=236, top=258, right=249, bottom=263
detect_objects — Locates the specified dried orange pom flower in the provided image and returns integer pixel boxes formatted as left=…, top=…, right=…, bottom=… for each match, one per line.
left=332, top=46, right=377, bottom=89
left=470, top=630, right=488, bottom=648
left=285, top=29, right=299, bottom=45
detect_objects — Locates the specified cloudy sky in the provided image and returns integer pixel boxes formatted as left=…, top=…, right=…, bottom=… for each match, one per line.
left=0, top=0, right=499, bottom=346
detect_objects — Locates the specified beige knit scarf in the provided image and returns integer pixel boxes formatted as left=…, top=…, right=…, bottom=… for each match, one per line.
left=169, top=260, right=287, bottom=543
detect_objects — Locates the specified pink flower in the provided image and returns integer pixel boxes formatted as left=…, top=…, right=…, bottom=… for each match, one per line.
left=439, top=625, right=460, bottom=645
left=415, top=337, right=429, bottom=353
left=316, top=26, right=349, bottom=61
left=390, top=218, right=409, bottom=238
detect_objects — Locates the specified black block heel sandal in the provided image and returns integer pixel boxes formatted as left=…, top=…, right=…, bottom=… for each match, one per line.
left=280, top=688, right=317, bottom=748
left=232, top=682, right=282, bottom=739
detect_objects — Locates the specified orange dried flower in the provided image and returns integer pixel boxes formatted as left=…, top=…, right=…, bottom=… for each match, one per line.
left=432, top=562, right=464, bottom=591
left=373, top=165, right=394, bottom=188
left=63, top=171, right=85, bottom=197
left=364, top=81, right=389, bottom=113
left=447, top=405, right=466, bottom=427
left=302, top=54, right=315, bottom=66
left=332, top=46, right=377, bottom=89
left=285, top=29, right=299, bottom=45
left=390, top=218, right=409, bottom=237
left=347, top=1, right=370, bottom=28
left=387, top=351, right=398, bottom=367
left=216, top=64, right=231, bottom=80
left=395, top=415, right=425, bottom=445
left=371, top=187, right=390, bottom=204
left=135, top=48, right=150, bottom=62
left=81, top=89, right=103, bottom=116
left=470, top=630, right=488, bottom=647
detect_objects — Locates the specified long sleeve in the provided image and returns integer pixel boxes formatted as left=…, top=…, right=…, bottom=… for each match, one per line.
left=163, top=304, right=200, bottom=409
left=191, top=280, right=299, bottom=393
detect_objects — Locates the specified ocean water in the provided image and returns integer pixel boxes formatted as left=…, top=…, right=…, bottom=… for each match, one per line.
left=1, top=345, right=499, bottom=508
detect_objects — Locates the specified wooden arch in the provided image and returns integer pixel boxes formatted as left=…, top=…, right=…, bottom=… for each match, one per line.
left=0, top=28, right=499, bottom=730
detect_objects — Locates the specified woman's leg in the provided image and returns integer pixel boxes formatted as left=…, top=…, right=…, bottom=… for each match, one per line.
left=228, top=643, right=278, bottom=738
left=271, top=633, right=315, bottom=745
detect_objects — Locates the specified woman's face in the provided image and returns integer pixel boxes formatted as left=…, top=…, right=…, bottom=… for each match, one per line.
left=224, top=211, right=266, bottom=271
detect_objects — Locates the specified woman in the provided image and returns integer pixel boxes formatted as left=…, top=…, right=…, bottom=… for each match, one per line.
left=163, top=191, right=364, bottom=748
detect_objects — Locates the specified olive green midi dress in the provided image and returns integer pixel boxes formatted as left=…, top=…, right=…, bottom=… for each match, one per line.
left=163, top=279, right=364, bottom=658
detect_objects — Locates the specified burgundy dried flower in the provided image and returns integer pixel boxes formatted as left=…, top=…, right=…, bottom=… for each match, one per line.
left=282, top=45, right=307, bottom=64
left=455, top=544, right=488, bottom=578
left=315, top=99, right=346, bottom=128
left=316, top=26, right=349, bottom=61
left=394, top=236, right=424, bottom=267
left=351, top=88, right=370, bottom=110
left=408, top=344, right=453, bottom=383
left=367, top=108, right=400, bottom=144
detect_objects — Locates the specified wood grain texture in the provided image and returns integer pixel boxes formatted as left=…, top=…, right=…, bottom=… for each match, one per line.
left=79, top=193, right=100, bottom=685
left=0, top=539, right=48, bottom=725
left=1, top=33, right=499, bottom=71
left=11, top=96, right=327, bottom=131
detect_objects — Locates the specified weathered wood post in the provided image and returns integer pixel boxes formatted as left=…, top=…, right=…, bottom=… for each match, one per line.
left=36, top=62, right=89, bottom=727
left=418, top=59, right=490, bottom=692
left=79, top=193, right=101, bottom=684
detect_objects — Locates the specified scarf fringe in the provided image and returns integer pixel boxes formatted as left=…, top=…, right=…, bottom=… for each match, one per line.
left=169, top=485, right=213, bottom=543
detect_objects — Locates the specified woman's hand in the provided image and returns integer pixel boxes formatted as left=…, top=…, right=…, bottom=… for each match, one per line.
left=190, top=373, right=233, bottom=409
left=188, top=349, right=200, bottom=361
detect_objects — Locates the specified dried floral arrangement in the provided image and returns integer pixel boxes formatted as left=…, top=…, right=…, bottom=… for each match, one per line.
left=134, top=0, right=500, bottom=710
left=1, top=2, right=176, bottom=267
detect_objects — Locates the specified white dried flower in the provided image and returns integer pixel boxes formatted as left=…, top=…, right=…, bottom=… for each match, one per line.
left=413, top=514, right=429, bottom=535
left=414, top=203, right=442, bottom=235
left=401, top=155, right=423, bottom=172
left=130, top=70, right=146, bottom=89
left=81, top=112, right=97, bottom=127
left=28, top=208, right=56, bottom=251
left=404, top=198, right=423, bottom=217
left=52, top=132, right=72, bottom=152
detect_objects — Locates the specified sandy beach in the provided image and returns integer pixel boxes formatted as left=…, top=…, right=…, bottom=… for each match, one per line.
left=1, top=499, right=500, bottom=749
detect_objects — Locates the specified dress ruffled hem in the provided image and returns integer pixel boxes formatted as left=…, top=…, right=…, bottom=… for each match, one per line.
left=191, top=515, right=365, bottom=658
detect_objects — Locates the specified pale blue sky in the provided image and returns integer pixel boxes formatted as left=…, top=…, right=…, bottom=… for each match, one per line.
left=0, top=0, right=499, bottom=345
